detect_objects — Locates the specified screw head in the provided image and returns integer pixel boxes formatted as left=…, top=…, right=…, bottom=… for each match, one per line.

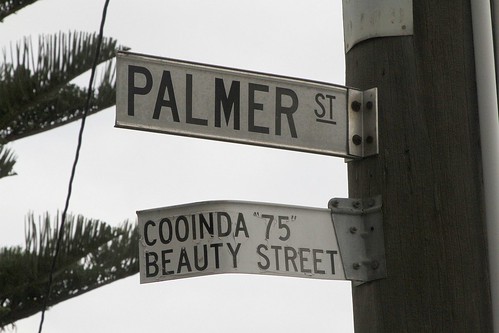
left=352, top=201, right=361, bottom=209
left=351, top=101, right=361, bottom=112
left=352, top=135, right=362, bottom=146
left=371, top=260, right=380, bottom=270
left=329, top=199, right=339, bottom=208
left=353, top=263, right=361, bottom=270
left=349, top=226, right=358, bottom=234
left=366, top=101, right=373, bottom=110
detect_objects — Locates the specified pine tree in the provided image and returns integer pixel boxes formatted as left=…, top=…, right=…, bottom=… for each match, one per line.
left=0, top=1, right=138, bottom=328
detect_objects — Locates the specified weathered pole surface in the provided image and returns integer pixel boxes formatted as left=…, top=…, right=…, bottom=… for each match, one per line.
left=345, top=2, right=493, bottom=332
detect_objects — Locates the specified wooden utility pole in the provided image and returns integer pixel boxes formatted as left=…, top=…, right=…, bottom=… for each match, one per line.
left=345, top=2, right=493, bottom=332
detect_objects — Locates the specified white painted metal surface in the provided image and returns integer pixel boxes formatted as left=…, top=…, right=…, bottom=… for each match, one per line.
left=471, top=1, right=499, bottom=331
left=493, top=0, right=499, bottom=100
left=342, top=0, right=413, bottom=52
left=116, top=51, right=376, bottom=158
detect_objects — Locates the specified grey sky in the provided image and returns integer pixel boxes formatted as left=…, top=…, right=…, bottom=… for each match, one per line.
left=0, top=0, right=354, bottom=331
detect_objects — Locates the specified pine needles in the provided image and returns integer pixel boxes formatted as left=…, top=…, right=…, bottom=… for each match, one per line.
left=0, top=214, right=139, bottom=329
left=0, top=144, right=15, bottom=179
left=0, top=31, right=124, bottom=141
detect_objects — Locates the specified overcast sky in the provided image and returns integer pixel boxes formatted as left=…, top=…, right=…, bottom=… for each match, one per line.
left=0, top=0, right=354, bottom=332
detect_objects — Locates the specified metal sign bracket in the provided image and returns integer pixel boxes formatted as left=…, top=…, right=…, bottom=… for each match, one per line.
left=329, top=195, right=386, bottom=284
left=348, top=88, right=379, bottom=158
left=342, top=0, right=414, bottom=53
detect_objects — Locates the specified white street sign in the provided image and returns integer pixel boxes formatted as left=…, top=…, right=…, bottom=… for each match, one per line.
left=116, top=51, right=377, bottom=158
left=137, top=201, right=346, bottom=283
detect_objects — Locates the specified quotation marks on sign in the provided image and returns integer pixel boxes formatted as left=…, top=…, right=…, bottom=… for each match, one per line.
left=254, top=213, right=296, bottom=241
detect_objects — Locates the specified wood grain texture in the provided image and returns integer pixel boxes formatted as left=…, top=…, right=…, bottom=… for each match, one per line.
left=346, top=1, right=492, bottom=332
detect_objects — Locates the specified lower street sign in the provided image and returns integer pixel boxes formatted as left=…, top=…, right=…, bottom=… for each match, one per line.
left=116, top=51, right=378, bottom=158
left=137, top=199, right=385, bottom=284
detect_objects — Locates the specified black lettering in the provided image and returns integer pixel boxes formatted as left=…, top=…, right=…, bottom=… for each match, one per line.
left=177, top=248, right=192, bottom=273
left=175, top=216, right=189, bottom=242
left=312, top=249, right=326, bottom=274
left=186, top=74, right=208, bottom=125
left=257, top=244, right=270, bottom=270
left=191, top=215, right=197, bottom=240
left=264, top=214, right=274, bottom=240
left=271, top=245, right=282, bottom=270
left=210, top=243, right=223, bottom=268
left=277, top=215, right=290, bottom=241
left=161, top=249, right=174, bottom=275
left=315, top=93, right=336, bottom=124
left=299, top=248, right=311, bottom=274
left=145, top=251, right=159, bottom=277
left=217, top=212, right=231, bottom=237
left=215, top=78, right=240, bottom=129
left=248, top=83, right=270, bottom=134
left=314, top=93, right=326, bottom=118
left=326, top=95, right=336, bottom=119
left=235, top=213, right=249, bottom=238
left=275, top=87, right=298, bottom=138
left=227, top=243, right=241, bottom=268
left=326, top=250, right=338, bottom=274
left=158, top=218, right=172, bottom=244
left=144, top=220, right=156, bottom=246
left=153, top=70, right=180, bottom=121
left=194, top=245, right=208, bottom=271
left=200, top=213, right=214, bottom=239
left=284, top=246, right=298, bottom=272
left=128, top=65, right=152, bottom=116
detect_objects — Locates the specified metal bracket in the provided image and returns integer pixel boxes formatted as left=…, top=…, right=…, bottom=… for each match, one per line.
left=343, top=0, right=414, bottom=52
left=348, top=88, right=379, bottom=158
left=328, top=195, right=386, bottom=284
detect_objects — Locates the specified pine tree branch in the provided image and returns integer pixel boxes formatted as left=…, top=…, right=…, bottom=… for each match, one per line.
left=0, top=31, right=127, bottom=141
left=0, top=214, right=139, bottom=329
left=0, top=0, right=39, bottom=22
left=0, top=144, right=16, bottom=179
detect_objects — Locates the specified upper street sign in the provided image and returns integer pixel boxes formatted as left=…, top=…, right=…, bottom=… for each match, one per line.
left=116, top=51, right=378, bottom=158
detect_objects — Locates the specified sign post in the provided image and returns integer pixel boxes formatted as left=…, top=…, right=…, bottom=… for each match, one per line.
left=116, top=51, right=378, bottom=159
left=343, top=1, right=493, bottom=332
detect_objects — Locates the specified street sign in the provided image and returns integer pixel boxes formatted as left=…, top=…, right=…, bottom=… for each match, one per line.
left=116, top=51, right=378, bottom=158
left=137, top=199, right=386, bottom=284
left=137, top=200, right=344, bottom=283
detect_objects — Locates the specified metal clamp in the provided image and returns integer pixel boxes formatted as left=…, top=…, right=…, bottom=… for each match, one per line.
left=343, top=0, right=414, bottom=52
left=328, top=195, right=386, bottom=284
left=348, top=88, right=379, bottom=158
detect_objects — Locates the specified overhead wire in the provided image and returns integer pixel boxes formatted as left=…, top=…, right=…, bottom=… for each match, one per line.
left=37, top=0, right=112, bottom=332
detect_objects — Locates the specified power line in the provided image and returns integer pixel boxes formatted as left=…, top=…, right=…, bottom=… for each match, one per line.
left=37, top=0, right=111, bottom=332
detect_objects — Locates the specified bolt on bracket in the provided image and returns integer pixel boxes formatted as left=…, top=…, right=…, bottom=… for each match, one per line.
left=348, top=88, right=379, bottom=159
left=328, top=195, right=386, bottom=284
